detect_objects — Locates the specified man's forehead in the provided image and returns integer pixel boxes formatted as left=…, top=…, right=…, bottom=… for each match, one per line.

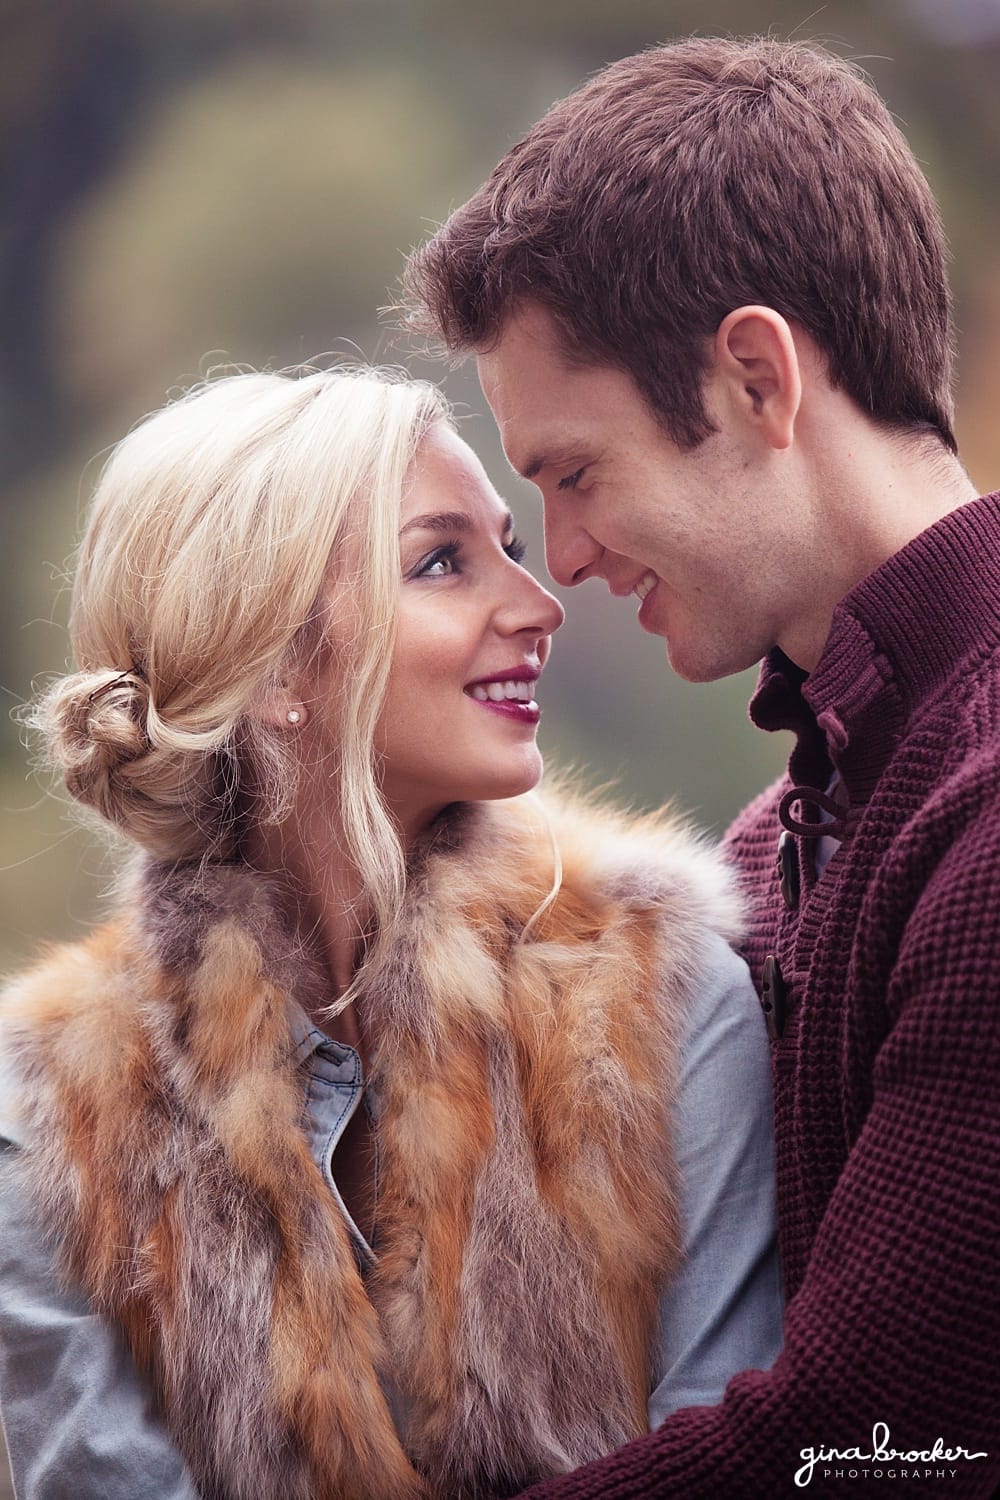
left=477, top=303, right=569, bottom=392
left=480, top=402, right=614, bottom=490
left=484, top=408, right=600, bottom=484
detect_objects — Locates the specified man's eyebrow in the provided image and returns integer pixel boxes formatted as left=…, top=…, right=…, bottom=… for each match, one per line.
left=399, top=509, right=515, bottom=536
left=516, top=446, right=586, bottom=482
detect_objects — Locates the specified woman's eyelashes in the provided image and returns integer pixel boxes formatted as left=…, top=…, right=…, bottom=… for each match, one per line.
left=411, top=534, right=527, bottom=579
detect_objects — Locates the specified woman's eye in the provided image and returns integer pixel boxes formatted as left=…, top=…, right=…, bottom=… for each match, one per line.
left=557, top=467, right=587, bottom=492
left=416, top=543, right=461, bottom=577
left=504, top=534, right=527, bottom=564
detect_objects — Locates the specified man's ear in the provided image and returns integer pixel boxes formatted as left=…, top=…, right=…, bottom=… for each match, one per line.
left=714, top=305, right=802, bottom=451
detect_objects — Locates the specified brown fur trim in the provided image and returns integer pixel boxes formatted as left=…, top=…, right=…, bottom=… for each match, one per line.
left=1, top=788, right=742, bottom=1499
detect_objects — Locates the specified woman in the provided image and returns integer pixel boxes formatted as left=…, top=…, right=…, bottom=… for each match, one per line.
left=0, top=367, right=780, bottom=1500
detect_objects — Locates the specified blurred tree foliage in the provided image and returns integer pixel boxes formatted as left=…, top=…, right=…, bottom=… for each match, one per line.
left=52, top=57, right=471, bottom=410
left=2, top=0, right=1000, bottom=982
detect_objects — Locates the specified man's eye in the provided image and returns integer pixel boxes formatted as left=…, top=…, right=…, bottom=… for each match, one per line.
left=504, top=534, right=527, bottom=564
left=557, top=467, right=586, bottom=492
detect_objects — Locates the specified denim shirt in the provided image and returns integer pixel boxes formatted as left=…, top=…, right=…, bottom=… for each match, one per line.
left=0, top=934, right=781, bottom=1499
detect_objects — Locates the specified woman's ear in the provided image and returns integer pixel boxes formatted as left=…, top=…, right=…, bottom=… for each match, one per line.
left=254, top=685, right=310, bottom=731
left=714, top=305, right=803, bottom=451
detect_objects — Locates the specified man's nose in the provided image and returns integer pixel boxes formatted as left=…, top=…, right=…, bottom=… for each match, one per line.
left=543, top=505, right=602, bottom=588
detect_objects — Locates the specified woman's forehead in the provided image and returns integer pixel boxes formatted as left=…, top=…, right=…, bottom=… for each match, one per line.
left=403, top=424, right=511, bottom=531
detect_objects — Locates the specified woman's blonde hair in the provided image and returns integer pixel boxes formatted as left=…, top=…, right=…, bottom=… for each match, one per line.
left=33, top=365, right=448, bottom=937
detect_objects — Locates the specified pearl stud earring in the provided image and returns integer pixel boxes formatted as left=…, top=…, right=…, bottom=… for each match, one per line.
left=286, top=708, right=302, bottom=726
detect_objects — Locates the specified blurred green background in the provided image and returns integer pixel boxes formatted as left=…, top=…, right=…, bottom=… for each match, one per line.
left=3, top=0, right=1000, bottom=1492
left=3, top=0, right=1000, bottom=977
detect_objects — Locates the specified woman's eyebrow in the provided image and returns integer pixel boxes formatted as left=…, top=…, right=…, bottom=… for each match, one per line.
left=399, top=509, right=516, bottom=536
left=399, top=510, right=472, bottom=536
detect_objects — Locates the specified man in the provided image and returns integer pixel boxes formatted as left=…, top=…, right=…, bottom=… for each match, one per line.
left=403, top=36, right=999, bottom=1498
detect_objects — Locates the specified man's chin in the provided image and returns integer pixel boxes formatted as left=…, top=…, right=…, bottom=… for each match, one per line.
left=663, top=636, right=763, bottom=685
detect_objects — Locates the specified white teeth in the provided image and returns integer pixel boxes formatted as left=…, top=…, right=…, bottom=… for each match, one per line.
left=470, top=678, right=537, bottom=703
left=632, top=570, right=658, bottom=602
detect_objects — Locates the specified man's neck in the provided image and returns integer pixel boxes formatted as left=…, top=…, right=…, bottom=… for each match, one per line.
left=779, top=426, right=980, bottom=672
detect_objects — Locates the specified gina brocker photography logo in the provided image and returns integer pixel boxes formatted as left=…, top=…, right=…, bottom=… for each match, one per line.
left=794, top=1422, right=989, bottom=1487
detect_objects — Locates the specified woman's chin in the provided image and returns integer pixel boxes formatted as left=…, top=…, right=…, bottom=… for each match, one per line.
left=467, top=751, right=545, bottom=804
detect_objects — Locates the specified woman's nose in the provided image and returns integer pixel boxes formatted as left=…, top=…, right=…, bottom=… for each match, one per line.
left=501, top=565, right=565, bottom=639
left=534, top=579, right=566, bottom=636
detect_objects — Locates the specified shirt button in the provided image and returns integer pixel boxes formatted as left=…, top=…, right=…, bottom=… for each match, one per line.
left=760, top=955, right=788, bottom=1041
left=777, top=829, right=800, bottom=911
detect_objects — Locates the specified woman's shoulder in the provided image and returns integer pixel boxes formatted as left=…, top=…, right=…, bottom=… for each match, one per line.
left=0, top=920, right=140, bottom=1147
left=2, top=921, right=132, bottom=1014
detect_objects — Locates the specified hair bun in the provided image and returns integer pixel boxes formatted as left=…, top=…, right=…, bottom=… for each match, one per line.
left=31, top=665, right=233, bottom=859
left=42, top=669, right=151, bottom=816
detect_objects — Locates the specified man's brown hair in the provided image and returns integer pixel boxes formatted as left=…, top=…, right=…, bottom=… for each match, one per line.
left=404, top=36, right=957, bottom=451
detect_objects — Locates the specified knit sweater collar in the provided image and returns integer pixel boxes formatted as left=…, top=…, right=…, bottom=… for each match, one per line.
left=750, top=490, right=1000, bottom=806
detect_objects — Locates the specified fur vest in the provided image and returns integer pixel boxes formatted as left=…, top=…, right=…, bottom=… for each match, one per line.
left=1, top=791, right=743, bottom=1500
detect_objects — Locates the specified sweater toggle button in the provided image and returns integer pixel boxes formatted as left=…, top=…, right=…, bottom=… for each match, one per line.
left=777, top=830, right=800, bottom=910
left=760, top=955, right=787, bottom=1041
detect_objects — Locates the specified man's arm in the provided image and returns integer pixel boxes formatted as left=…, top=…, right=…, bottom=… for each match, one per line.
left=513, top=821, right=1000, bottom=1498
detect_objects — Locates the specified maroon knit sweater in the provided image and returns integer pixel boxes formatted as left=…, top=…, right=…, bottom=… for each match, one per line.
left=515, top=494, right=1000, bottom=1498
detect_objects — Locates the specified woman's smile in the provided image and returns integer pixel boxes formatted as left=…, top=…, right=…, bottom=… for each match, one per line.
left=464, top=662, right=541, bottom=722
